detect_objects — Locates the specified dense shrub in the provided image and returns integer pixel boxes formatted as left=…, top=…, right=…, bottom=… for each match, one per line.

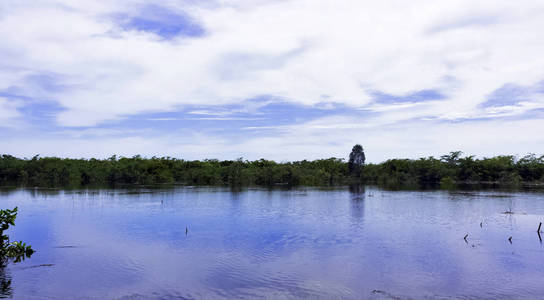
left=1, top=152, right=543, bottom=188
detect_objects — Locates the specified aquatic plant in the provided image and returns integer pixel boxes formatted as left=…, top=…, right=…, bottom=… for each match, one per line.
left=0, top=207, right=34, bottom=264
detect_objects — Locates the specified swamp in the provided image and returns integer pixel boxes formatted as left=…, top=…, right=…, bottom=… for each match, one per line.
left=1, top=185, right=544, bottom=299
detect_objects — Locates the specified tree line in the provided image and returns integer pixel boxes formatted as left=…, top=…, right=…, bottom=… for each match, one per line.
left=0, top=148, right=543, bottom=188
left=363, top=151, right=544, bottom=187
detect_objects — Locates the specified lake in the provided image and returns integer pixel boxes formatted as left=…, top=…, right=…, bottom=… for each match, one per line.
left=1, top=186, right=544, bottom=299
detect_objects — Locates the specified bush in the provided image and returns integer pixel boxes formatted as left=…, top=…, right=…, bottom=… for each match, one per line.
left=0, top=207, right=34, bottom=264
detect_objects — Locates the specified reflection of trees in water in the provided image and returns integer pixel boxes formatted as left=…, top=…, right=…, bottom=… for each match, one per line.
left=229, top=186, right=243, bottom=214
left=0, top=252, right=35, bottom=298
left=229, top=185, right=243, bottom=194
left=349, top=185, right=365, bottom=200
left=349, top=185, right=366, bottom=221
left=0, top=187, right=18, bottom=197
left=0, top=263, right=12, bottom=298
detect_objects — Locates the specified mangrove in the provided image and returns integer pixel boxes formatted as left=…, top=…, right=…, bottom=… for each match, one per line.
left=0, top=148, right=543, bottom=188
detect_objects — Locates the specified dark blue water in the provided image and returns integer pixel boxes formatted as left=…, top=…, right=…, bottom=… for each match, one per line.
left=1, top=186, right=544, bottom=299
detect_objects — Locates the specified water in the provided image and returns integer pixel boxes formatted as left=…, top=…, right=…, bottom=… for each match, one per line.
left=1, top=186, right=544, bottom=299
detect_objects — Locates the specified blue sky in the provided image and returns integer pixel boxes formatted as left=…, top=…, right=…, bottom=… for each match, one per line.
left=1, top=0, right=544, bottom=162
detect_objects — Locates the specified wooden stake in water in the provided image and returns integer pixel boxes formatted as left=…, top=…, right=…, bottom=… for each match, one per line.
left=538, top=222, right=542, bottom=233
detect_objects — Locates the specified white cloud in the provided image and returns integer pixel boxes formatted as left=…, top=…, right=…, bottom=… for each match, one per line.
left=2, top=116, right=543, bottom=162
left=0, top=97, right=22, bottom=127
left=1, top=0, right=543, bottom=124
left=0, top=0, right=544, bottom=159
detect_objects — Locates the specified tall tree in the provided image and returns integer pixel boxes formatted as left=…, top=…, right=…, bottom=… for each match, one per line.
left=348, top=144, right=365, bottom=177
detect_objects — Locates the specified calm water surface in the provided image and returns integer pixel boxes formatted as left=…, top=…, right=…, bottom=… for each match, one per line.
left=1, top=186, right=544, bottom=299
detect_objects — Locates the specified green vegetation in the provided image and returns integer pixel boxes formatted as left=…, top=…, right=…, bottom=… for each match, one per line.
left=0, top=149, right=543, bottom=188
left=363, top=152, right=544, bottom=188
left=348, top=144, right=366, bottom=179
left=0, top=207, right=34, bottom=264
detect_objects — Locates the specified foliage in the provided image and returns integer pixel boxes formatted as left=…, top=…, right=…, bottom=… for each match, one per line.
left=0, top=207, right=34, bottom=264
left=361, top=152, right=544, bottom=187
left=1, top=150, right=544, bottom=188
left=348, top=144, right=366, bottom=178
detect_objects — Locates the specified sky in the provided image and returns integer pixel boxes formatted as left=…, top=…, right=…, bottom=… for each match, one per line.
left=1, top=0, right=544, bottom=162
